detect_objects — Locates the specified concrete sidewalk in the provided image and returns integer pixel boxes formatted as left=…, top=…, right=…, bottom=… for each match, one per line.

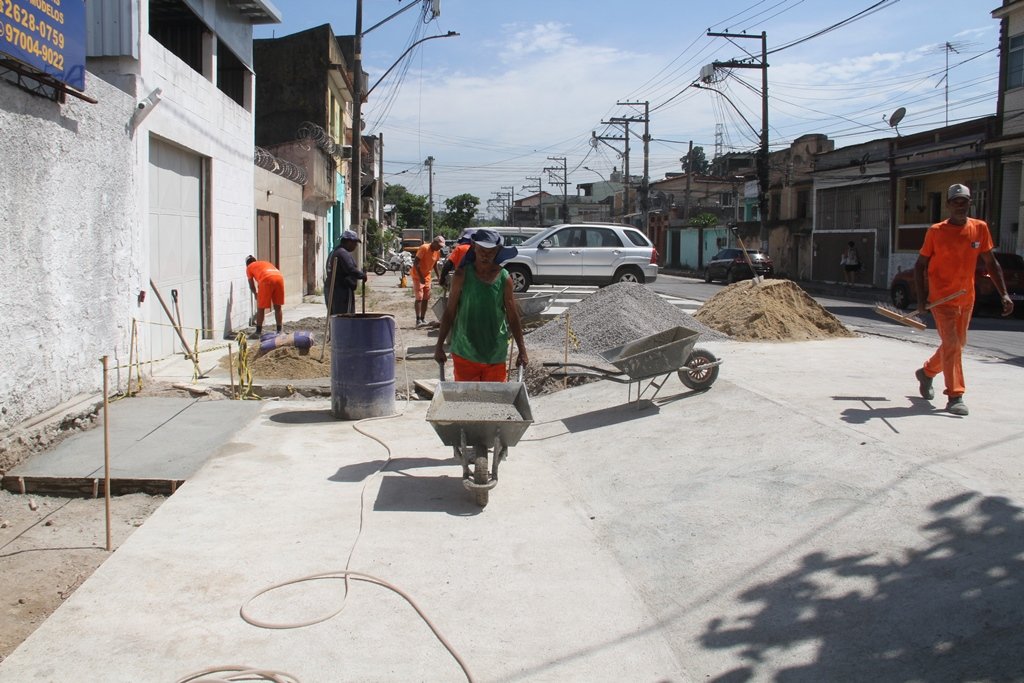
left=2, top=333, right=1023, bottom=681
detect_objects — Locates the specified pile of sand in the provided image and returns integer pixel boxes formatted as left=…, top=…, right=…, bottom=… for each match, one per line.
left=694, top=279, right=855, bottom=341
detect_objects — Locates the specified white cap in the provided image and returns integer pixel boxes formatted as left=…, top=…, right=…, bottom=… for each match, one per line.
left=947, top=184, right=971, bottom=201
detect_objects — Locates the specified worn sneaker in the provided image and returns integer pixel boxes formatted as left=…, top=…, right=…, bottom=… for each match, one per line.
left=915, top=368, right=934, bottom=400
left=946, top=396, right=969, bottom=416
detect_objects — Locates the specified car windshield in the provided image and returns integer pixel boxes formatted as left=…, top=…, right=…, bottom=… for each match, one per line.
left=520, top=228, right=560, bottom=247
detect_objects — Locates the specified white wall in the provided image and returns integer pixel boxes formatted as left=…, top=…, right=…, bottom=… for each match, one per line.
left=135, top=33, right=256, bottom=340
left=0, top=72, right=137, bottom=431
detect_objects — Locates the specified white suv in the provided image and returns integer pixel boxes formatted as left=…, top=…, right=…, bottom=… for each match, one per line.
left=503, top=223, right=659, bottom=293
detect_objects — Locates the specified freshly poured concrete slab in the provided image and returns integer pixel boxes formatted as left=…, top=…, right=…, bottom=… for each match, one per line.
left=7, top=397, right=263, bottom=480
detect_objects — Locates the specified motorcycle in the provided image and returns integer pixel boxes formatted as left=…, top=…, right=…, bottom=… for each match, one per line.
left=371, top=250, right=412, bottom=276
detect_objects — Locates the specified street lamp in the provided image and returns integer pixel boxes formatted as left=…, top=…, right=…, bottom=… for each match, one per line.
left=349, top=0, right=456, bottom=256
left=583, top=166, right=607, bottom=182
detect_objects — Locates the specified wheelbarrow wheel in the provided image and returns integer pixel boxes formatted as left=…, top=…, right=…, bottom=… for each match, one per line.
left=473, top=446, right=490, bottom=507
left=679, top=348, right=719, bottom=391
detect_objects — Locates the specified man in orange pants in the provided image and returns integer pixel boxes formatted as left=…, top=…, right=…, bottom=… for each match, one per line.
left=245, top=255, right=285, bottom=336
left=913, top=184, right=1013, bottom=416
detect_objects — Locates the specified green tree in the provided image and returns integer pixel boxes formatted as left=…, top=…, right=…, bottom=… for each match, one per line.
left=383, top=184, right=430, bottom=230
left=682, top=146, right=710, bottom=175
left=442, top=193, right=480, bottom=235
left=690, top=212, right=718, bottom=228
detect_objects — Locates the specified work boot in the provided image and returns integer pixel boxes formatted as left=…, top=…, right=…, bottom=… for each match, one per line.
left=946, top=396, right=969, bottom=416
left=915, top=368, right=934, bottom=400
left=276, top=326, right=282, bottom=334
left=255, top=325, right=262, bottom=337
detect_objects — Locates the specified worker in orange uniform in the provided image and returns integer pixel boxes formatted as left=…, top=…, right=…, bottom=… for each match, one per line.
left=245, top=255, right=285, bottom=336
left=913, top=184, right=1014, bottom=416
left=412, top=235, right=445, bottom=326
left=439, top=228, right=475, bottom=288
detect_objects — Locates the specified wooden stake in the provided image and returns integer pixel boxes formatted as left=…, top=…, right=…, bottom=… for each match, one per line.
left=563, top=313, right=570, bottom=390
left=228, top=342, right=237, bottom=399
left=100, top=356, right=112, bottom=552
left=126, top=319, right=136, bottom=397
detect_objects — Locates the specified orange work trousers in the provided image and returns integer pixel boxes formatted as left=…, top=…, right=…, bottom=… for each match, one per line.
left=452, top=354, right=507, bottom=382
left=923, top=301, right=972, bottom=398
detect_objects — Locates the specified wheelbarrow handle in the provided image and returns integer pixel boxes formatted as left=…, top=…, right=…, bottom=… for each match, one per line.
left=438, top=361, right=446, bottom=382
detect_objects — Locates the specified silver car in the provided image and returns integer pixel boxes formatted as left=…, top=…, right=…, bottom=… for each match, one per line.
left=503, top=223, right=659, bottom=293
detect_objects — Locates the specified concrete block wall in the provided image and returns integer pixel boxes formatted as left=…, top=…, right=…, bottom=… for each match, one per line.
left=0, top=71, right=137, bottom=431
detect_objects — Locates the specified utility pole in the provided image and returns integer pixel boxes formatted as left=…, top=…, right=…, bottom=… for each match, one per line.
left=684, top=140, right=693, bottom=222
left=349, top=0, right=449, bottom=258
left=599, top=119, right=633, bottom=219
left=616, top=101, right=650, bottom=235
left=706, top=30, right=769, bottom=247
left=523, top=176, right=542, bottom=226
left=501, top=185, right=516, bottom=225
left=592, top=128, right=626, bottom=220
left=424, top=155, right=435, bottom=239
left=543, top=157, right=568, bottom=222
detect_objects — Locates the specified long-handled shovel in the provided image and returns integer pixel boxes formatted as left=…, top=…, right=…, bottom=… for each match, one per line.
left=320, top=256, right=339, bottom=362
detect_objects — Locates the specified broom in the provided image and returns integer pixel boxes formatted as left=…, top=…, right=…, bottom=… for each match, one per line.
left=873, top=289, right=966, bottom=330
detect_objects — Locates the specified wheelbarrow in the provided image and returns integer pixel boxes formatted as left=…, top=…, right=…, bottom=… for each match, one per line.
left=544, top=326, right=721, bottom=406
left=425, top=365, right=533, bottom=507
left=431, top=291, right=554, bottom=323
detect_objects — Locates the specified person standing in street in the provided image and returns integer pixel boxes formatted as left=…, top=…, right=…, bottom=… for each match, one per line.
left=245, top=256, right=285, bottom=336
left=840, top=240, right=861, bottom=284
left=412, top=235, right=445, bottom=326
left=325, top=229, right=366, bottom=316
left=434, top=229, right=527, bottom=381
left=913, top=183, right=1014, bottom=416
left=439, top=228, right=475, bottom=288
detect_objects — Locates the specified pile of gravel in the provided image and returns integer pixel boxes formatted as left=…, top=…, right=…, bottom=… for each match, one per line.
left=526, top=283, right=728, bottom=355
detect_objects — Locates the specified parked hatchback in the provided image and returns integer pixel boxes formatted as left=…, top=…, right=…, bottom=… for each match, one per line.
left=704, top=248, right=774, bottom=283
left=890, top=251, right=1024, bottom=314
left=503, top=223, right=659, bottom=292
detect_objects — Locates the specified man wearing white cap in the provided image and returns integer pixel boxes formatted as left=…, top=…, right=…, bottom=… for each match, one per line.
left=434, top=229, right=527, bottom=381
left=912, top=183, right=1013, bottom=416
left=325, top=230, right=366, bottom=316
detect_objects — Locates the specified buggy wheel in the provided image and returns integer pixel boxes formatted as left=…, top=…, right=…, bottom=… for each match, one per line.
left=473, top=447, right=490, bottom=507
left=678, top=348, right=719, bottom=391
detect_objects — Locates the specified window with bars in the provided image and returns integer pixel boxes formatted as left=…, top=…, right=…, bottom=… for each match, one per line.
left=815, top=182, right=889, bottom=231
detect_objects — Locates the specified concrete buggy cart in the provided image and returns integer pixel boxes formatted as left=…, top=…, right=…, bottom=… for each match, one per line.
left=425, top=373, right=533, bottom=508
left=544, top=326, right=721, bottom=406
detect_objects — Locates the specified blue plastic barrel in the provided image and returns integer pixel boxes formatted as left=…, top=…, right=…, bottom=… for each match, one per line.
left=331, top=314, right=396, bottom=419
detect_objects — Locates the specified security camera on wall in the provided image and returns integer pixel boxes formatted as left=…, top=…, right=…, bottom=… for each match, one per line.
left=137, top=87, right=163, bottom=111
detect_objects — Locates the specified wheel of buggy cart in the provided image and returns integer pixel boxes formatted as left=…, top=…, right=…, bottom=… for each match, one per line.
left=373, top=263, right=387, bottom=276
left=678, top=348, right=719, bottom=391
left=473, top=446, right=490, bottom=507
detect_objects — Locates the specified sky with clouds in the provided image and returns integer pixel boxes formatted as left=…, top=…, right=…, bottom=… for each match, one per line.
left=255, top=0, right=1001, bottom=219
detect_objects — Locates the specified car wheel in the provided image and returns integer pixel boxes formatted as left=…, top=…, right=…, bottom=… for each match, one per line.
left=891, top=283, right=911, bottom=310
left=727, top=267, right=740, bottom=284
left=704, top=268, right=713, bottom=283
left=614, top=266, right=645, bottom=285
left=506, top=265, right=532, bottom=293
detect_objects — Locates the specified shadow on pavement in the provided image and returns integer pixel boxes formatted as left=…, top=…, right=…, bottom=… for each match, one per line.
left=373, top=473, right=483, bottom=516
left=697, top=492, right=1024, bottom=681
left=328, top=457, right=449, bottom=483
left=834, top=396, right=955, bottom=431
left=267, top=409, right=336, bottom=424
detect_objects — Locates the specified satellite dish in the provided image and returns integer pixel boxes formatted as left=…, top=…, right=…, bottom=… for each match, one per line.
left=887, top=107, right=906, bottom=136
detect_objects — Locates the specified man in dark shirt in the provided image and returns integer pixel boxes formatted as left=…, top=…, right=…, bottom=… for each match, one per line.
left=325, top=229, right=366, bottom=315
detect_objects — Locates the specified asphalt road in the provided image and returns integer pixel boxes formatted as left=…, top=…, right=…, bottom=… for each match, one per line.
left=651, top=273, right=1024, bottom=368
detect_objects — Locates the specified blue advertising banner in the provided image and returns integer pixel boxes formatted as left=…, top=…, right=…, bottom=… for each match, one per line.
left=0, top=0, right=86, bottom=90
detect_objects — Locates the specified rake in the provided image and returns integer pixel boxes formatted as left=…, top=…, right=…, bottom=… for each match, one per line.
left=873, top=289, right=966, bottom=330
